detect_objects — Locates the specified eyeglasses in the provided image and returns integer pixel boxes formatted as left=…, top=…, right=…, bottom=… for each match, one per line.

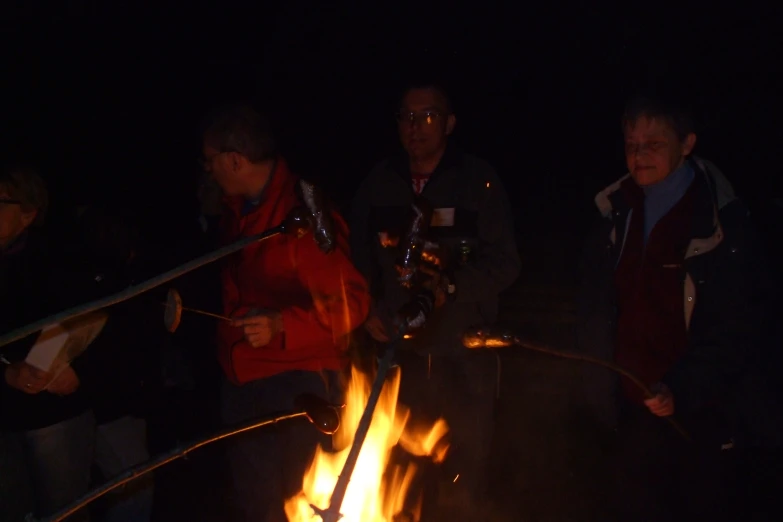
left=396, top=110, right=442, bottom=126
left=625, top=141, right=669, bottom=155
left=198, top=150, right=233, bottom=170
left=0, top=198, right=21, bottom=205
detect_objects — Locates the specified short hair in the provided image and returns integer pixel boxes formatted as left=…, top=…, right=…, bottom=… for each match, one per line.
left=622, top=93, right=695, bottom=142
left=0, top=166, right=48, bottom=226
left=400, top=82, right=455, bottom=115
left=201, top=103, right=278, bottom=163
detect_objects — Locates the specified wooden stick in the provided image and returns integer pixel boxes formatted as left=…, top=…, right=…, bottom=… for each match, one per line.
left=160, top=302, right=231, bottom=322
left=182, top=306, right=231, bottom=322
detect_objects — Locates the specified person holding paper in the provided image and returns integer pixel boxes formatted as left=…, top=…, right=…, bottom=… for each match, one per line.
left=1, top=166, right=96, bottom=520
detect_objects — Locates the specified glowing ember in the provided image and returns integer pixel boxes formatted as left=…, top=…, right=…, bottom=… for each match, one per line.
left=285, top=365, right=449, bottom=522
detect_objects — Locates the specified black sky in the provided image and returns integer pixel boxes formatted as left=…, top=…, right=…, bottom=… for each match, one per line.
left=2, top=2, right=782, bottom=252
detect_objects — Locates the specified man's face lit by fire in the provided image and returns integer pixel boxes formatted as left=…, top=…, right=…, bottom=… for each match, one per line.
left=202, top=142, right=248, bottom=197
left=0, top=186, right=37, bottom=250
left=398, top=88, right=456, bottom=162
left=624, top=116, right=696, bottom=186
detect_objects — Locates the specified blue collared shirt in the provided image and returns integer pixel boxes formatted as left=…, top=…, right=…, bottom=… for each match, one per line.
left=642, top=161, right=695, bottom=243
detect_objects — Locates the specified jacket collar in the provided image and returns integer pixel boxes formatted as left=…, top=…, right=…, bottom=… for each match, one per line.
left=391, top=142, right=464, bottom=187
left=595, top=156, right=737, bottom=238
left=595, top=157, right=736, bottom=259
left=223, top=156, right=295, bottom=217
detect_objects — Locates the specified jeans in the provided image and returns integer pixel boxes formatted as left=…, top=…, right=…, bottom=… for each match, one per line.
left=94, top=416, right=153, bottom=522
left=221, top=370, right=342, bottom=522
left=22, top=410, right=96, bottom=520
left=17, top=412, right=152, bottom=521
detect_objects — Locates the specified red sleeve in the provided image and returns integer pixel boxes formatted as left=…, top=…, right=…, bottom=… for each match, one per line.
left=280, top=212, right=370, bottom=351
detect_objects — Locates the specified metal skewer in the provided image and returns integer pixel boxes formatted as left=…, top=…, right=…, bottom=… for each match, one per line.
left=44, top=393, right=341, bottom=522
left=0, top=178, right=335, bottom=350
left=462, top=327, right=692, bottom=442
left=159, top=302, right=231, bottom=322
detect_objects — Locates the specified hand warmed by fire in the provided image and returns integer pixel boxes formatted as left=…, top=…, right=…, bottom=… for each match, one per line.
left=285, top=365, right=449, bottom=522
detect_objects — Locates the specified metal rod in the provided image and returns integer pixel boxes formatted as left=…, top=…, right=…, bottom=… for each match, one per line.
left=313, top=338, right=401, bottom=522
left=463, top=329, right=691, bottom=442
left=42, top=411, right=306, bottom=522
left=0, top=226, right=283, bottom=349
left=512, top=338, right=691, bottom=442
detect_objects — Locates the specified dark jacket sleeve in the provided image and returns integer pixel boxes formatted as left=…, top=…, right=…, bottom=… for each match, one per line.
left=0, top=236, right=95, bottom=430
left=452, top=168, right=521, bottom=303
left=664, top=201, right=778, bottom=417
left=349, top=169, right=383, bottom=299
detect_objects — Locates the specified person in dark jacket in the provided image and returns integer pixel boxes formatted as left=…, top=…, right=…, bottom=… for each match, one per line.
left=350, top=84, right=520, bottom=518
left=63, top=205, right=160, bottom=522
left=1, top=167, right=96, bottom=520
left=576, top=94, right=782, bottom=521
left=2, top=169, right=160, bottom=521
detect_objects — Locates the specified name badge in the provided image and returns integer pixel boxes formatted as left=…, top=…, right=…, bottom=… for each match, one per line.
left=431, top=208, right=455, bottom=227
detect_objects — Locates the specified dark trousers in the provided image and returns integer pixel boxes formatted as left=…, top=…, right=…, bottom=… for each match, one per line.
left=394, top=350, right=498, bottom=509
left=606, top=407, right=739, bottom=522
left=221, top=370, right=341, bottom=522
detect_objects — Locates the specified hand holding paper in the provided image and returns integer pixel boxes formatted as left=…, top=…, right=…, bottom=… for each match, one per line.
left=4, top=362, right=52, bottom=394
left=25, top=311, right=108, bottom=373
left=46, top=365, right=80, bottom=396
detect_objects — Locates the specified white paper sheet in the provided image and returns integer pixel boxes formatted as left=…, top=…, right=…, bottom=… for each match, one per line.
left=25, top=324, right=69, bottom=372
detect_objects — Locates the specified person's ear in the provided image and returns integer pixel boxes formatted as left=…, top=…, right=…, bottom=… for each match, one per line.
left=445, top=114, right=456, bottom=136
left=229, top=152, right=245, bottom=173
left=20, top=209, right=38, bottom=229
left=682, top=133, right=697, bottom=156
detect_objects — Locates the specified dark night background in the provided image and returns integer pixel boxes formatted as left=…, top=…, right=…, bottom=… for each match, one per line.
left=2, top=2, right=783, bottom=520
left=4, top=2, right=782, bottom=254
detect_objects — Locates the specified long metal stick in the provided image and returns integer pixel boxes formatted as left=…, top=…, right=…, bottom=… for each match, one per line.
left=42, top=411, right=305, bottom=522
left=463, top=329, right=691, bottom=442
left=512, top=338, right=691, bottom=442
left=0, top=226, right=283, bottom=349
left=312, top=338, right=400, bottom=522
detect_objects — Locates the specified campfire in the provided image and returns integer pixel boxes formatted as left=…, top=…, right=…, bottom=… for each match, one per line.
left=285, top=365, right=449, bottom=521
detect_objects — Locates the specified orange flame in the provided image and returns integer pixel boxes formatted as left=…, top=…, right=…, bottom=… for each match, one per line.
left=285, top=365, right=449, bottom=521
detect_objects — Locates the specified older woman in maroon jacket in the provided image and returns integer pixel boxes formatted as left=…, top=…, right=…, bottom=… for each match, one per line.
left=201, top=103, right=370, bottom=522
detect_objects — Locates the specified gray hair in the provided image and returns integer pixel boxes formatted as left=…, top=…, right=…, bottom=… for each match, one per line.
left=201, top=103, right=278, bottom=163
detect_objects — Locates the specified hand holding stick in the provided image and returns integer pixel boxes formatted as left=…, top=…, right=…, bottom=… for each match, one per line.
left=162, top=288, right=230, bottom=333
left=462, top=327, right=692, bottom=442
left=0, top=180, right=336, bottom=350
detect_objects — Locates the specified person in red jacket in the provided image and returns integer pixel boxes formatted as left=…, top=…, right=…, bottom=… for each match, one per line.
left=200, top=103, right=370, bottom=522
